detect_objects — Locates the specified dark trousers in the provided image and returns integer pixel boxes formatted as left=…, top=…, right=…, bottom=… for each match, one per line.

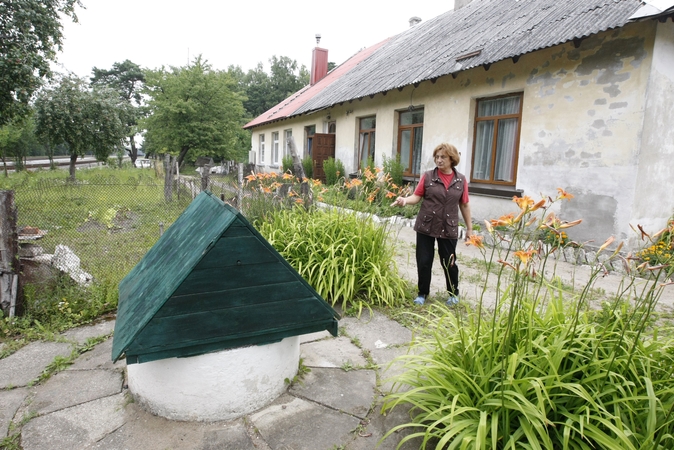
left=416, top=232, right=459, bottom=297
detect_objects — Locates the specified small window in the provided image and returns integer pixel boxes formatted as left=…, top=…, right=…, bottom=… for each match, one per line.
left=272, top=132, right=279, bottom=165
left=305, top=125, right=316, bottom=157
left=327, top=121, right=336, bottom=134
left=471, top=93, right=522, bottom=185
left=398, top=109, right=424, bottom=177
left=358, top=116, right=376, bottom=169
left=258, top=134, right=265, bottom=164
left=284, top=129, right=292, bottom=158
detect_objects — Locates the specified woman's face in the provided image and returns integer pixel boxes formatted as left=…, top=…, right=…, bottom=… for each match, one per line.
left=434, top=151, right=451, bottom=170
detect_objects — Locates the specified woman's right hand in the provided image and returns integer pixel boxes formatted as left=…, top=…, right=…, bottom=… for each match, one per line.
left=391, top=197, right=406, bottom=207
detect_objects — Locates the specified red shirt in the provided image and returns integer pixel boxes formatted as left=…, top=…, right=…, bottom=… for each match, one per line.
left=414, top=172, right=470, bottom=204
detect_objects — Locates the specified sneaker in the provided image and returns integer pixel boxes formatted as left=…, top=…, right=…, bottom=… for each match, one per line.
left=413, top=295, right=426, bottom=305
left=446, top=295, right=459, bottom=306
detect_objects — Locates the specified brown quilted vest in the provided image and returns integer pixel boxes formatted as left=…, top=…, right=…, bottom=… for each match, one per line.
left=413, top=168, right=465, bottom=239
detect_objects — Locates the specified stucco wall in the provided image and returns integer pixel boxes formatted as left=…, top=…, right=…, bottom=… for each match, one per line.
left=248, top=20, right=667, bottom=249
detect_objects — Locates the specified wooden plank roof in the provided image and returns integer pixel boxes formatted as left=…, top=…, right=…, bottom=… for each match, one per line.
left=112, top=191, right=339, bottom=364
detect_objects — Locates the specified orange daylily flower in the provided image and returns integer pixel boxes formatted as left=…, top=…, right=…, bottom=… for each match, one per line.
left=513, top=195, right=534, bottom=211
left=294, top=198, right=304, bottom=204
left=557, top=188, right=574, bottom=200
left=514, top=249, right=535, bottom=264
left=385, top=191, right=396, bottom=199
left=484, top=219, right=494, bottom=233
left=598, top=236, right=615, bottom=253
left=558, top=219, right=582, bottom=229
left=245, top=174, right=257, bottom=182
left=282, top=172, right=294, bottom=180
left=531, top=198, right=546, bottom=211
left=466, top=234, right=485, bottom=249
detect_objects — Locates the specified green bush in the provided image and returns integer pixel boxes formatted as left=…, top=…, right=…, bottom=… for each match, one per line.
left=302, top=155, right=313, bottom=179
left=382, top=154, right=404, bottom=186
left=382, top=192, right=674, bottom=449
left=323, top=157, right=345, bottom=186
left=257, top=206, right=408, bottom=315
left=282, top=154, right=294, bottom=174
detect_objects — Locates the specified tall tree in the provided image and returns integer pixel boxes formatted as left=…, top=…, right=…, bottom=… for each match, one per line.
left=90, top=60, right=146, bottom=167
left=142, top=56, right=247, bottom=167
left=0, top=0, right=82, bottom=127
left=34, top=74, right=126, bottom=180
left=243, top=56, right=309, bottom=118
left=0, top=115, right=41, bottom=175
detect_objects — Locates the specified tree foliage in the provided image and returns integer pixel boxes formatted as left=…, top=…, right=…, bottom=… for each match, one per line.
left=241, top=56, right=309, bottom=118
left=142, top=56, right=247, bottom=167
left=0, top=116, right=43, bottom=175
left=90, top=60, right=146, bottom=166
left=34, top=74, right=126, bottom=180
left=0, top=0, right=82, bottom=127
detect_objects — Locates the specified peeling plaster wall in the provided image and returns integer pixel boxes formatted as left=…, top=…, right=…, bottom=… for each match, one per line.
left=632, top=19, right=674, bottom=243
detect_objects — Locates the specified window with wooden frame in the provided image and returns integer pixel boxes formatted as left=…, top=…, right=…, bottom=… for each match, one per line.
left=397, top=109, right=424, bottom=177
left=305, top=125, right=315, bottom=157
left=358, top=116, right=376, bottom=170
left=471, top=93, right=523, bottom=185
left=258, top=133, right=265, bottom=164
left=284, top=129, right=292, bottom=158
left=271, top=131, right=279, bottom=165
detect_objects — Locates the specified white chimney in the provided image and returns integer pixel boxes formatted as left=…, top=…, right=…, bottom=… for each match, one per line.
left=409, top=16, right=421, bottom=27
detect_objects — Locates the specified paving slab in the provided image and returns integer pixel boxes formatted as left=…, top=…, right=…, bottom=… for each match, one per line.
left=66, top=338, right=125, bottom=371
left=21, top=393, right=127, bottom=450
left=30, top=369, right=123, bottom=414
left=346, top=400, right=424, bottom=450
left=290, top=367, right=376, bottom=418
left=340, top=311, right=413, bottom=366
left=300, top=330, right=331, bottom=344
left=301, top=336, right=367, bottom=368
left=84, top=404, right=257, bottom=450
left=251, top=394, right=360, bottom=450
left=0, top=387, right=28, bottom=437
left=0, top=341, right=73, bottom=389
left=60, top=319, right=115, bottom=344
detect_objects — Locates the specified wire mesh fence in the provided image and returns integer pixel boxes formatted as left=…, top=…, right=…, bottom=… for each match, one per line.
left=12, top=169, right=246, bottom=285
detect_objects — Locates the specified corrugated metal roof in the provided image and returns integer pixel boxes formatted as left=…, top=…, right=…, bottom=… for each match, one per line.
left=289, top=0, right=643, bottom=117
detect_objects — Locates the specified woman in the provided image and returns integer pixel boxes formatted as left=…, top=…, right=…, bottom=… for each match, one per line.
left=392, top=143, right=472, bottom=306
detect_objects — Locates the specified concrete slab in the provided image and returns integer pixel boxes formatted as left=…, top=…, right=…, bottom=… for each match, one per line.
left=301, top=336, right=367, bottom=368
left=21, top=393, right=127, bottom=450
left=83, top=404, right=258, bottom=450
left=290, top=367, right=376, bottom=418
left=0, top=342, right=73, bottom=388
left=251, top=394, right=360, bottom=450
left=0, top=387, right=28, bottom=437
left=60, top=320, right=115, bottom=345
left=340, top=311, right=413, bottom=366
left=346, top=400, right=424, bottom=450
left=300, top=330, right=331, bottom=344
left=66, top=338, right=125, bottom=371
left=31, top=369, right=123, bottom=414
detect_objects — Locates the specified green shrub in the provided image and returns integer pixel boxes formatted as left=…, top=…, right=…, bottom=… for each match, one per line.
left=282, top=154, right=294, bottom=174
left=323, top=157, right=345, bottom=186
left=382, top=154, right=404, bottom=186
left=302, top=155, right=313, bottom=179
left=382, top=191, right=674, bottom=449
left=257, top=206, right=408, bottom=315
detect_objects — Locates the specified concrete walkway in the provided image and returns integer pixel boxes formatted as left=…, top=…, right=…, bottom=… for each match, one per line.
left=1, top=224, right=673, bottom=449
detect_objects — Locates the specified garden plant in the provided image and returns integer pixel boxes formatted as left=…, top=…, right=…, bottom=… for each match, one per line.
left=382, top=190, right=674, bottom=449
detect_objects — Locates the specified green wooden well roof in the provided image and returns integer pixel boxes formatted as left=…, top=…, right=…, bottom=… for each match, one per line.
left=112, top=191, right=339, bottom=364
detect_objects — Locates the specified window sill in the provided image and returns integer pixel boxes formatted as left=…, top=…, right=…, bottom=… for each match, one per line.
left=468, top=183, right=523, bottom=199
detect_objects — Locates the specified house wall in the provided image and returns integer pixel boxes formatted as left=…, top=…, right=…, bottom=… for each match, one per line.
left=632, top=19, right=674, bottom=242
left=249, top=20, right=667, bottom=249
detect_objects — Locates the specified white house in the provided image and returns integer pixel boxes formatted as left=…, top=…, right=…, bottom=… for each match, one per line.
left=244, top=0, right=674, bottom=250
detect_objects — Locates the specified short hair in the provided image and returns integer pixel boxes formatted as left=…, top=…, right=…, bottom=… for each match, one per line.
left=433, top=143, right=460, bottom=168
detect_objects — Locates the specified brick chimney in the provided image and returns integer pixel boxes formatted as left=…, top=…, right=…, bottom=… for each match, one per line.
left=311, top=34, right=329, bottom=85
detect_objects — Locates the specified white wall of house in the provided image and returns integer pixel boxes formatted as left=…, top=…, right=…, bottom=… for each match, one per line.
left=248, top=20, right=673, bottom=249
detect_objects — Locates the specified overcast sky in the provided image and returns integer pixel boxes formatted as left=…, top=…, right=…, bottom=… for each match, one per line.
left=55, top=0, right=456, bottom=78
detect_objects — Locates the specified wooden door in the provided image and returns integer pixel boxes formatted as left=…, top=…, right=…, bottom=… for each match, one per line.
left=312, top=133, right=335, bottom=183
